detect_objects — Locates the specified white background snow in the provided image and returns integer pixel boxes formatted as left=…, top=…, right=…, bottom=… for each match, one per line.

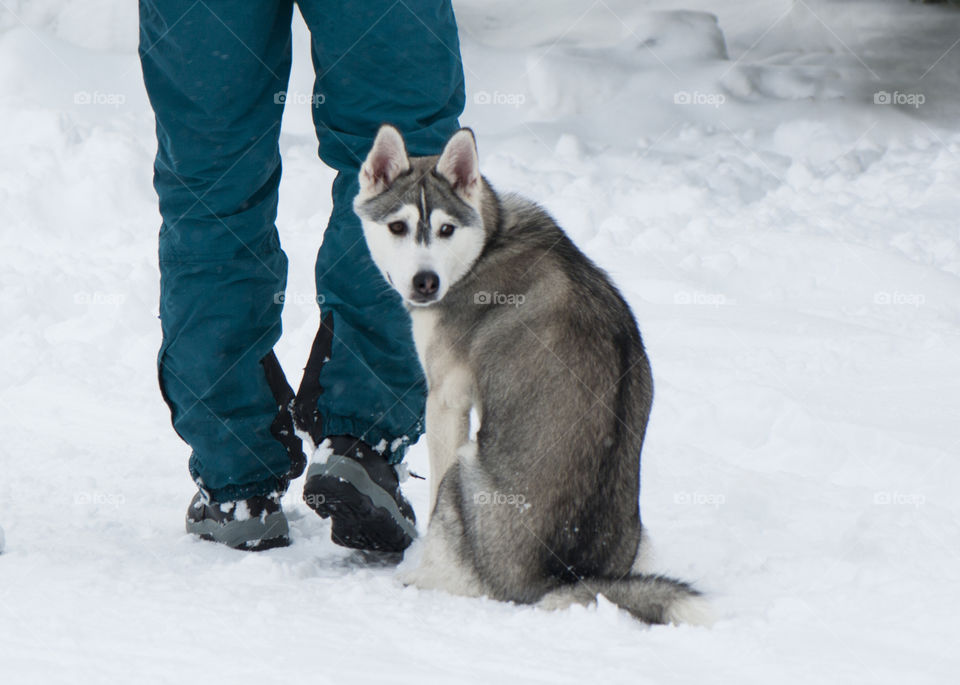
left=1, top=0, right=959, bottom=682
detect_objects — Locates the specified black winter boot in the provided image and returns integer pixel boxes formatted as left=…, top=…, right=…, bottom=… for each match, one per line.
left=185, top=491, right=290, bottom=551
left=302, top=436, right=417, bottom=553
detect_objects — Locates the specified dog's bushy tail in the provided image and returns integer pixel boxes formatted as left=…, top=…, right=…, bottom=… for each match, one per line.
left=538, top=574, right=711, bottom=626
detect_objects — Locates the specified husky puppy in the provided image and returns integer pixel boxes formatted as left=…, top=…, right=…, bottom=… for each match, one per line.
left=353, top=125, right=706, bottom=624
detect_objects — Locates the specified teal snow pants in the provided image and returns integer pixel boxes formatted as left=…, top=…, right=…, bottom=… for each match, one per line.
left=139, top=0, right=465, bottom=502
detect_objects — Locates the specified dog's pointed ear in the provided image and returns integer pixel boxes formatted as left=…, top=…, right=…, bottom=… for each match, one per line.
left=359, top=125, right=410, bottom=196
left=436, top=128, right=481, bottom=205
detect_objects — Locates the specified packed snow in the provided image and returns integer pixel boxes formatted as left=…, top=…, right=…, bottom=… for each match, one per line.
left=1, top=0, right=959, bottom=682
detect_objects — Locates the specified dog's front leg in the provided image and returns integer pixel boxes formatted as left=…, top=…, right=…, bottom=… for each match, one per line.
left=425, top=365, right=474, bottom=513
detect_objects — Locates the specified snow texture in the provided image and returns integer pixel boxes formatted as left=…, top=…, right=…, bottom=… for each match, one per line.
left=1, top=0, right=959, bottom=682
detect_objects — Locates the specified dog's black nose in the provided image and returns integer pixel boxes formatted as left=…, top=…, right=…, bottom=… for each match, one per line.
left=412, top=270, right=440, bottom=297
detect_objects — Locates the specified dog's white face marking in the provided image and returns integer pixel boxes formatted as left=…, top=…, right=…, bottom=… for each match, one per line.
left=359, top=205, right=485, bottom=306
left=355, top=126, right=486, bottom=307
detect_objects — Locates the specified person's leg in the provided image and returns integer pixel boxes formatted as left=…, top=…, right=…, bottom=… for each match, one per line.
left=140, top=0, right=303, bottom=504
left=296, top=0, right=465, bottom=463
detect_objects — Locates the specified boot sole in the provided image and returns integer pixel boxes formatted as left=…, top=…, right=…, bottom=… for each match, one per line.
left=195, top=532, right=291, bottom=552
left=186, top=511, right=291, bottom=551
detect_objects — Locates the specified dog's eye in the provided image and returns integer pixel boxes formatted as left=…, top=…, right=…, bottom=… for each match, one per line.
left=438, top=223, right=456, bottom=238
left=388, top=221, right=408, bottom=236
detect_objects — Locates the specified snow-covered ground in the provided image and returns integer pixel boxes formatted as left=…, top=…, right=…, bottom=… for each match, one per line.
left=2, top=0, right=959, bottom=682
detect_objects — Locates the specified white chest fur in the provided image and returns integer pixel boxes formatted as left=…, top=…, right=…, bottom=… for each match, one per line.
left=410, top=307, right=440, bottom=384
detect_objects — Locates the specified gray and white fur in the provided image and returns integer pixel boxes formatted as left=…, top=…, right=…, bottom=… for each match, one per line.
left=353, top=125, right=707, bottom=625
